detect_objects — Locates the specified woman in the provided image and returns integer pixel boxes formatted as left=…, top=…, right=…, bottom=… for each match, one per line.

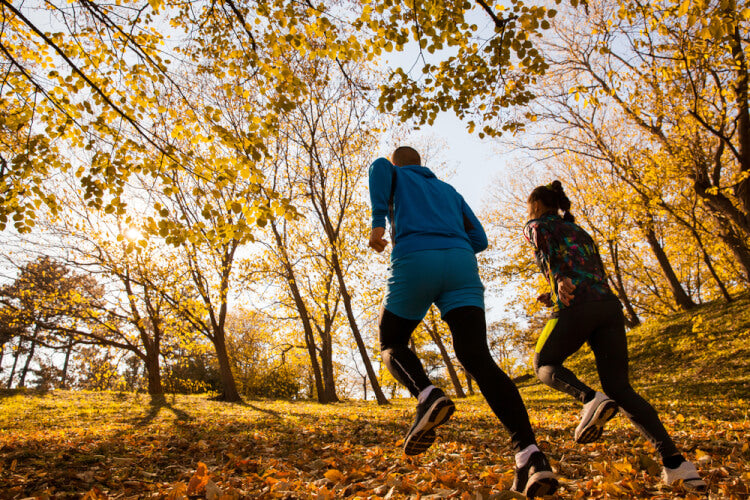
left=523, top=180, right=705, bottom=491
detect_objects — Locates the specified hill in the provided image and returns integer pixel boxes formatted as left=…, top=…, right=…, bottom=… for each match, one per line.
left=1, top=296, right=748, bottom=498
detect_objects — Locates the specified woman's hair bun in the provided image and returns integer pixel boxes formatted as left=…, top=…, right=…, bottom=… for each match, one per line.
left=528, top=180, right=575, bottom=223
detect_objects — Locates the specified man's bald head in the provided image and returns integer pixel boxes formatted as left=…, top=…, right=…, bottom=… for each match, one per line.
left=392, top=146, right=421, bottom=167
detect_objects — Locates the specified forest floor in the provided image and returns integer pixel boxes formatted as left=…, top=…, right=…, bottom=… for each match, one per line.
left=1, top=294, right=749, bottom=499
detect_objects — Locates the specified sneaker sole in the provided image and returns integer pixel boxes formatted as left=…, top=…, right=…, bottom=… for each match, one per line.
left=403, top=398, right=455, bottom=456
left=525, top=471, right=559, bottom=498
left=576, top=400, right=619, bottom=444
left=683, top=478, right=708, bottom=492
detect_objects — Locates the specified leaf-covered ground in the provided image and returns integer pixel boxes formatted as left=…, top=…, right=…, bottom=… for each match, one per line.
left=2, top=295, right=749, bottom=499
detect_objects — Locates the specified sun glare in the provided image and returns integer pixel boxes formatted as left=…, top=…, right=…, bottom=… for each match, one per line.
left=124, top=227, right=143, bottom=241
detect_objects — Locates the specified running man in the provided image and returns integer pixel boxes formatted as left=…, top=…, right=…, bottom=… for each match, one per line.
left=524, top=180, right=706, bottom=491
left=368, top=146, right=558, bottom=498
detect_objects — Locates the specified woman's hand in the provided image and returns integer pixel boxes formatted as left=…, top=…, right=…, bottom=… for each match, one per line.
left=558, top=277, right=576, bottom=306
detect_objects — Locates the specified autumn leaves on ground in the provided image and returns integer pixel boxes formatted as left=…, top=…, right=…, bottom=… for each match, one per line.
left=2, top=296, right=750, bottom=500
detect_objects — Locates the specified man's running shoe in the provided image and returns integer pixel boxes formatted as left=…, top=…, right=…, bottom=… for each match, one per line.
left=403, top=387, right=455, bottom=455
left=575, top=391, right=618, bottom=443
left=511, top=451, right=559, bottom=498
left=662, top=461, right=707, bottom=492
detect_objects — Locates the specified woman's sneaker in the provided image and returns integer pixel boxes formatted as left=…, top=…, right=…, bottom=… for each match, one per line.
left=511, top=451, right=559, bottom=498
left=403, top=387, right=455, bottom=455
left=662, top=461, right=707, bottom=491
left=575, top=391, right=619, bottom=443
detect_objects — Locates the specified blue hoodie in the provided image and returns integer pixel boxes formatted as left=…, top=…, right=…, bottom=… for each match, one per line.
left=368, top=157, right=488, bottom=260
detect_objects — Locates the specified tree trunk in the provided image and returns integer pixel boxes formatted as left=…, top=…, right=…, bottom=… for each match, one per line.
left=305, top=333, right=326, bottom=402
left=731, top=24, right=750, bottom=224
left=424, top=311, right=466, bottom=398
left=462, top=366, right=475, bottom=395
left=318, top=326, right=339, bottom=403
left=330, top=252, right=389, bottom=405
left=651, top=195, right=735, bottom=303
left=606, top=240, right=641, bottom=327
left=6, top=338, right=22, bottom=389
left=61, top=338, right=74, bottom=389
left=213, top=332, right=241, bottom=402
left=692, top=178, right=750, bottom=282
left=714, top=216, right=750, bottom=283
left=642, top=226, right=696, bottom=310
left=690, top=227, right=732, bottom=302
left=19, top=326, right=40, bottom=387
left=269, top=220, right=332, bottom=403
left=145, top=350, right=163, bottom=396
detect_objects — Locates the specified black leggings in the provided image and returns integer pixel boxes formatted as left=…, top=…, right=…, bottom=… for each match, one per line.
left=380, top=305, right=537, bottom=452
left=534, top=299, right=678, bottom=459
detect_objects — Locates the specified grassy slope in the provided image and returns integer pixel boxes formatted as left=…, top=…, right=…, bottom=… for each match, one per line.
left=521, top=292, right=750, bottom=410
left=0, top=296, right=749, bottom=499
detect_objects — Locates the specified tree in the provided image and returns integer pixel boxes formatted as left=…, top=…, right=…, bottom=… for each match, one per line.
left=295, top=73, right=390, bottom=406
left=480, top=0, right=749, bottom=325
left=0, top=256, right=102, bottom=388
left=522, top=0, right=750, bottom=281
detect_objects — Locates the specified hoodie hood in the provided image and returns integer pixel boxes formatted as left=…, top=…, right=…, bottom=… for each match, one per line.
left=401, top=165, right=437, bottom=179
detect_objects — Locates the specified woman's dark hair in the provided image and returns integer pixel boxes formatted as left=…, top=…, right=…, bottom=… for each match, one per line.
left=528, top=180, right=575, bottom=222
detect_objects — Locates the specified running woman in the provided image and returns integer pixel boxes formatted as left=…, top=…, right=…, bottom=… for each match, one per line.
left=524, top=180, right=706, bottom=491
left=369, top=146, right=558, bottom=498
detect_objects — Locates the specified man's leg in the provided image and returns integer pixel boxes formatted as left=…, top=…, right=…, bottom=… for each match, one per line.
left=380, top=307, right=455, bottom=455
left=379, top=307, right=430, bottom=396
left=444, top=306, right=558, bottom=497
left=443, top=306, right=537, bottom=452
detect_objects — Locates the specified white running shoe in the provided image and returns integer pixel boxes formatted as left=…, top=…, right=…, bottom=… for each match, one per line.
left=662, top=461, right=707, bottom=491
left=574, top=391, right=619, bottom=443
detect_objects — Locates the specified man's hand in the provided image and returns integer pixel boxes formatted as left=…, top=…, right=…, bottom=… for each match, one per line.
left=369, top=227, right=389, bottom=253
left=537, top=292, right=553, bottom=307
left=557, top=277, right=576, bottom=306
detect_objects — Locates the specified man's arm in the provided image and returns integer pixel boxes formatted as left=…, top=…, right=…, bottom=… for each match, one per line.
left=368, top=158, right=395, bottom=252
left=460, top=198, right=488, bottom=253
left=368, top=158, right=395, bottom=230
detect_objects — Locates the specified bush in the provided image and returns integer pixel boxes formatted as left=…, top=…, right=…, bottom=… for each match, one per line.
left=244, top=365, right=301, bottom=399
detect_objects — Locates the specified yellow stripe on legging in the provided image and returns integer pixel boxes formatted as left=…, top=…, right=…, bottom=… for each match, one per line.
left=535, top=318, right=559, bottom=353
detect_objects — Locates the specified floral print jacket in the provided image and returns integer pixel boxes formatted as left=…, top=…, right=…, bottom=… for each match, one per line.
left=524, top=213, right=617, bottom=313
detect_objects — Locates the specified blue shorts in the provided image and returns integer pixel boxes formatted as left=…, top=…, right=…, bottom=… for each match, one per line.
left=383, top=248, right=485, bottom=321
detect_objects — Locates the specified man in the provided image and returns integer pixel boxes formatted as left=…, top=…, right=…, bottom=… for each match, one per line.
left=368, top=146, right=559, bottom=498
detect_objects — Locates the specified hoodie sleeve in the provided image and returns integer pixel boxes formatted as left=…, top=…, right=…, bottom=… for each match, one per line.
left=368, top=157, right=395, bottom=229
left=524, top=220, right=555, bottom=280
left=460, top=197, right=488, bottom=253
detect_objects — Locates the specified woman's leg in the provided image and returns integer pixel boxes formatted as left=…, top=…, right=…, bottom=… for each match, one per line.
left=589, top=302, right=679, bottom=459
left=444, top=306, right=537, bottom=452
left=533, top=308, right=596, bottom=403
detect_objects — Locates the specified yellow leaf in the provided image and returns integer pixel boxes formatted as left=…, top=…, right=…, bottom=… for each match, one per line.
left=324, top=469, right=345, bottom=482
left=677, top=0, right=690, bottom=17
